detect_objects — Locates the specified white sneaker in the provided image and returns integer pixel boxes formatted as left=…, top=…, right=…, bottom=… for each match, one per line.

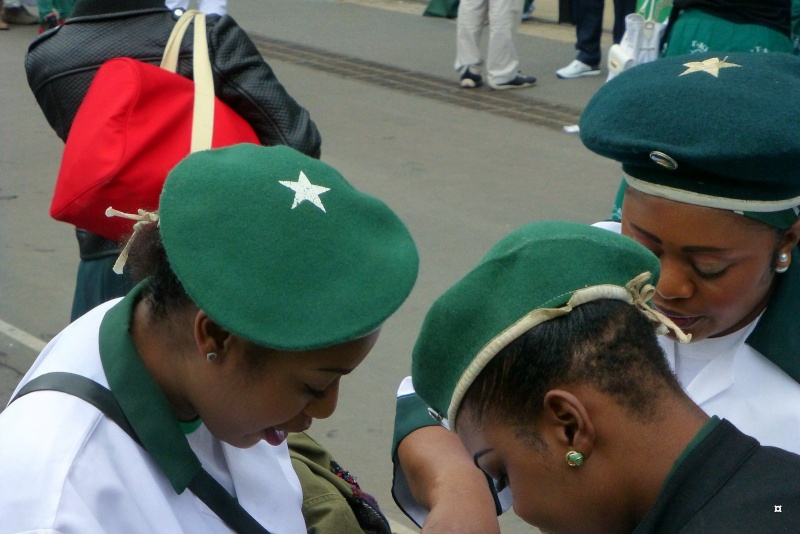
left=556, top=60, right=601, bottom=79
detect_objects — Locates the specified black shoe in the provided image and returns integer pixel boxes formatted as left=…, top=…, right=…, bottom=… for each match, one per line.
left=459, top=66, right=483, bottom=88
left=3, top=6, right=37, bottom=25
left=489, top=73, right=536, bottom=90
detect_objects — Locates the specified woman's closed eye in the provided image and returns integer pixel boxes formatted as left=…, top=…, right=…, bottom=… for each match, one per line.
left=692, top=262, right=728, bottom=279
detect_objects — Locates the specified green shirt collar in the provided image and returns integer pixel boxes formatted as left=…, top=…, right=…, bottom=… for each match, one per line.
left=99, top=281, right=202, bottom=493
left=747, top=247, right=800, bottom=384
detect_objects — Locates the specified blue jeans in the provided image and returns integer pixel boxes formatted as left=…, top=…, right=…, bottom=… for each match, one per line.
left=574, top=0, right=636, bottom=66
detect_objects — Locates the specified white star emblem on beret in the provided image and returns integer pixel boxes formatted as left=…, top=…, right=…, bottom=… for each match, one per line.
left=679, top=56, right=740, bottom=78
left=279, top=171, right=331, bottom=213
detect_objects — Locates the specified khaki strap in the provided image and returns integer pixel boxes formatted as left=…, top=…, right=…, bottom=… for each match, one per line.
left=158, top=9, right=215, bottom=153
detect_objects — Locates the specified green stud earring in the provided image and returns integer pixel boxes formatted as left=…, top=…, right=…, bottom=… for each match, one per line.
left=565, top=450, right=584, bottom=467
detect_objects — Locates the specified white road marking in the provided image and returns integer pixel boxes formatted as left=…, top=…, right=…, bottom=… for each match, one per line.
left=0, top=319, right=47, bottom=352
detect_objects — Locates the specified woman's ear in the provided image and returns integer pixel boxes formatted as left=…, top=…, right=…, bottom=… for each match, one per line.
left=781, top=219, right=800, bottom=255
left=194, top=310, right=230, bottom=358
left=542, top=389, right=596, bottom=461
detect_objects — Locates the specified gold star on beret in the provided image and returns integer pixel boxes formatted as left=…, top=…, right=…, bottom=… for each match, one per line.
left=679, top=56, right=740, bottom=78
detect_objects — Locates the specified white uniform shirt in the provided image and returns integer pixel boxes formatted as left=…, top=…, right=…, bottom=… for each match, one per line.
left=0, top=296, right=306, bottom=533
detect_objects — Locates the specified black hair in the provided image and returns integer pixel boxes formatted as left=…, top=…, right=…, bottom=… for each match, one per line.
left=125, top=223, right=273, bottom=369
left=460, top=299, right=684, bottom=435
left=124, top=222, right=191, bottom=318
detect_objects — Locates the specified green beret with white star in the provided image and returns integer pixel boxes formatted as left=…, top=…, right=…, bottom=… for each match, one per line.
left=580, top=52, right=800, bottom=213
left=158, top=144, right=419, bottom=350
left=411, top=221, right=661, bottom=431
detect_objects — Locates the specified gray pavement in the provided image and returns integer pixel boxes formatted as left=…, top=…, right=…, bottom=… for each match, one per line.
left=0, top=1, right=624, bottom=532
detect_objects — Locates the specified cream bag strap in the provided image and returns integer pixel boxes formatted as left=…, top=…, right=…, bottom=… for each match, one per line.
left=159, top=9, right=215, bottom=153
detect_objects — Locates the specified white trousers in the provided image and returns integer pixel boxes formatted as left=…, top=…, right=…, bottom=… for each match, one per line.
left=165, top=0, right=228, bottom=15
left=454, top=0, right=524, bottom=84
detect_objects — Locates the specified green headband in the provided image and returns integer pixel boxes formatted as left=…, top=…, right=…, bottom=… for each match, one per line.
left=741, top=208, right=800, bottom=231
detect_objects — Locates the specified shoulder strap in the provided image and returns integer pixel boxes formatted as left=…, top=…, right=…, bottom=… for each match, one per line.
left=159, top=9, right=214, bottom=153
left=11, top=372, right=271, bottom=534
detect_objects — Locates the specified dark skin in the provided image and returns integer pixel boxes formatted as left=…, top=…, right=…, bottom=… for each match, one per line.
left=398, top=425, right=501, bottom=534
left=130, top=298, right=379, bottom=449
left=457, top=384, right=708, bottom=534
left=397, top=194, right=800, bottom=532
left=621, top=189, right=800, bottom=342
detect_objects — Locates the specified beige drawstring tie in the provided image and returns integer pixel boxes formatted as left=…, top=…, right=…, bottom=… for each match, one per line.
left=626, top=272, right=692, bottom=344
left=105, top=207, right=160, bottom=275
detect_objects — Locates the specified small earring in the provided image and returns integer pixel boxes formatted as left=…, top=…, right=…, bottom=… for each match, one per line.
left=206, top=352, right=218, bottom=362
left=776, top=252, right=790, bottom=273
left=565, top=450, right=584, bottom=467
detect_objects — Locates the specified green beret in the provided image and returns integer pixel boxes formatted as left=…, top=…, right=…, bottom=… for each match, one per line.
left=411, top=221, right=662, bottom=430
left=580, top=52, right=800, bottom=212
left=158, top=144, right=419, bottom=350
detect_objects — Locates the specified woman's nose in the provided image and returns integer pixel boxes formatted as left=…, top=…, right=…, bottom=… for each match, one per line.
left=303, top=379, right=340, bottom=420
left=656, top=256, right=694, bottom=300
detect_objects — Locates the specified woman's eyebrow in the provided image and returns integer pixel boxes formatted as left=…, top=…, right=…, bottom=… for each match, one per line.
left=681, top=245, right=730, bottom=254
left=630, top=223, right=729, bottom=254
left=629, top=223, right=662, bottom=244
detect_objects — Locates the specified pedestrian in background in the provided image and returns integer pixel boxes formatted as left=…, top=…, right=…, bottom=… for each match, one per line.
left=25, top=0, right=321, bottom=323
left=556, top=0, right=637, bottom=78
left=35, top=0, right=74, bottom=32
left=1, top=0, right=38, bottom=26
left=455, top=0, right=537, bottom=90
left=165, top=0, right=226, bottom=16
left=662, top=0, right=794, bottom=56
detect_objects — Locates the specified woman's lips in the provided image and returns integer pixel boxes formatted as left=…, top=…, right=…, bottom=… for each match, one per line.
left=261, top=420, right=312, bottom=446
left=656, top=307, right=701, bottom=329
left=262, top=428, right=288, bottom=446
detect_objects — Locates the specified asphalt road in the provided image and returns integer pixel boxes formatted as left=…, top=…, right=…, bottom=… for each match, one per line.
left=0, top=1, right=623, bottom=531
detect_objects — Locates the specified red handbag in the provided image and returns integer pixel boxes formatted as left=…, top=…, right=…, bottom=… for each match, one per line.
left=51, top=10, right=259, bottom=242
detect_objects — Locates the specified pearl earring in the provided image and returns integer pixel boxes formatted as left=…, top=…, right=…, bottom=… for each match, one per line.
left=206, top=352, right=218, bottom=362
left=776, top=252, right=790, bottom=274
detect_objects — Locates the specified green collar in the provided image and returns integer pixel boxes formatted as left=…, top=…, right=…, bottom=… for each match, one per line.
left=747, top=247, right=800, bottom=384
left=664, top=416, right=721, bottom=485
left=99, top=281, right=202, bottom=494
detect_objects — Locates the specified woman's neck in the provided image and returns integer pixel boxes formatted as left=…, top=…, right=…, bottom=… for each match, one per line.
left=616, top=397, right=709, bottom=527
left=129, top=299, right=198, bottom=421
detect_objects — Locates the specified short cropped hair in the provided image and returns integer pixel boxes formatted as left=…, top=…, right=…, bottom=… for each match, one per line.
left=125, top=223, right=190, bottom=317
left=460, top=299, right=683, bottom=436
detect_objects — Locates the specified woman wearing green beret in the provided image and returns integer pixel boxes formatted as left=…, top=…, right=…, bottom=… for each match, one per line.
left=411, top=221, right=800, bottom=533
left=390, top=52, right=800, bottom=532
left=0, top=144, right=419, bottom=533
